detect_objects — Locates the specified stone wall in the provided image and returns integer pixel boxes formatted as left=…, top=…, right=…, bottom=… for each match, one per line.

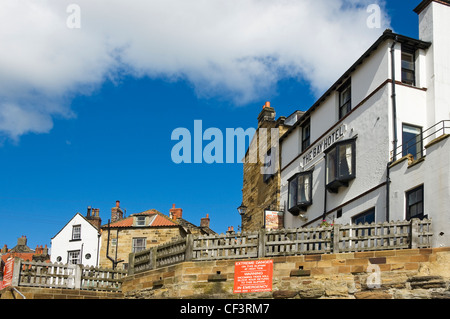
left=0, top=286, right=123, bottom=299
left=122, top=247, right=450, bottom=299
left=99, top=227, right=183, bottom=268
left=241, top=105, right=288, bottom=232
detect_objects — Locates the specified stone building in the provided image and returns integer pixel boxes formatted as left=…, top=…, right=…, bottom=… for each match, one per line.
left=240, top=102, right=290, bottom=232
left=240, top=0, right=450, bottom=248
left=99, top=202, right=215, bottom=269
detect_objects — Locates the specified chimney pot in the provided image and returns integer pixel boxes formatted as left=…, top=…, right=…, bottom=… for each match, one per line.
left=264, top=101, right=271, bottom=109
left=116, top=200, right=120, bottom=208
left=200, top=214, right=211, bottom=228
left=169, top=204, right=183, bottom=220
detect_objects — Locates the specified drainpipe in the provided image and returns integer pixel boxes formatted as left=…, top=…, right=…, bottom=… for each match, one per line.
left=386, top=37, right=398, bottom=222
left=323, top=154, right=327, bottom=221
left=390, top=37, right=399, bottom=161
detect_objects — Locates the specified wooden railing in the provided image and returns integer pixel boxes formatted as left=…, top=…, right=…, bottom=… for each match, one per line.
left=129, top=218, right=433, bottom=274
left=13, top=260, right=126, bottom=292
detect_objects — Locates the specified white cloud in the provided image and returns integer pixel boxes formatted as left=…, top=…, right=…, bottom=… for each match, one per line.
left=0, top=0, right=390, bottom=142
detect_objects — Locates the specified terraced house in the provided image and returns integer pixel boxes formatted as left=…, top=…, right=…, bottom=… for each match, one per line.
left=99, top=201, right=215, bottom=269
left=240, top=0, right=450, bottom=249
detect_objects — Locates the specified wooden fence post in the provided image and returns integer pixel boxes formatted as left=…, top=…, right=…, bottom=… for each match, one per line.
left=74, top=264, right=82, bottom=289
left=11, top=257, right=21, bottom=287
left=185, top=235, right=193, bottom=261
left=333, top=224, right=341, bottom=254
left=258, top=229, right=266, bottom=258
left=411, top=218, right=420, bottom=249
left=150, top=246, right=158, bottom=270
left=128, top=253, right=135, bottom=276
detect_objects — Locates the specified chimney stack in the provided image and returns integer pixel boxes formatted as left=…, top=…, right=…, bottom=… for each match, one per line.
left=17, top=235, right=27, bottom=246
left=111, top=200, right=124, bottom=223
left=257, top=101, right=275, bottom=125
left=226, top=226, right=235, bottom=235
left=200, top=214, right=210, bottom=228
left=169, top=204, right=183, bottom=221
left=1, top=244, right=8, bottom=254
left=86, top=206, right=102, bottom=229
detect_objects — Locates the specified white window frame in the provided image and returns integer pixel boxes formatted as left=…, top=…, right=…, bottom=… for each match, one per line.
left=72, top=225, right=81, bottom=240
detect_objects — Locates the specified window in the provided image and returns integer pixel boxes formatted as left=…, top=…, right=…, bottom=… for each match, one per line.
left=352, top=208, right=375, bottom=225
left=132, top=238, right=146, bottom=253
left=406, top=185, right=425, bottom=220
left=71, top=225, right=81, bottom=240
left=68, top=250, right=80, bottom=264
left=401, top=46, right=415, bottom=86
left=136, top=216, right=146, bottom=226
left=263, top=149, right=274, bottom=183
left=402, top=124, right=422, bottom=160
left=301, top=119, right=311, bottom=152
left=339, top=80, right=351, bottom=119
left=325, top=139, right=356, bottom=193
left=288, top=171, right=313, bottom=215
left=352, top=208, right=375, bottom=236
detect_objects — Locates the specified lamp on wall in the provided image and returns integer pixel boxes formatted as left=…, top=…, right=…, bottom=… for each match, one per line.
left=237, top=203, right=247, bottom=216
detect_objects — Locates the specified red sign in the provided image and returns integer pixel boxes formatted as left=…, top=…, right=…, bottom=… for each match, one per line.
left=233, top=259, right=273, bottom=294
left=0, top=258, right=14, bottom=290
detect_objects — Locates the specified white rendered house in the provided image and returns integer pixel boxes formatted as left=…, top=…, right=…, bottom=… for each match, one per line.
left=50, top=207, right=102, bottom=266
left=279, top=0, right=450, bottom=248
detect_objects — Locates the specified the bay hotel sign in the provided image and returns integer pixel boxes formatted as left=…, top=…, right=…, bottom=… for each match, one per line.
left=301, top=124, right=347, bottom=168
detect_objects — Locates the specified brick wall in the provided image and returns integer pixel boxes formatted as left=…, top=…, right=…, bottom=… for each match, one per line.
left=123, top=247, right=450, bottom=299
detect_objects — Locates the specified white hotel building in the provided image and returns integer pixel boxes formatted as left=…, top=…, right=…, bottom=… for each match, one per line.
left=276, top=0, right=450, bottom=248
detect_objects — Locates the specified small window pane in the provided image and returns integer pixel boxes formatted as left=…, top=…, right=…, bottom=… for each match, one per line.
left=338, top=144, right=353, bottom=177
left=402, top=124, right=422, bottom=160
left=406, top=185, right=424, bottom=220
left=326, top=148, right=337, bottom=184
left=72, top=225, right=81, bottom=240
left=289, top=178, right=298, bottom=209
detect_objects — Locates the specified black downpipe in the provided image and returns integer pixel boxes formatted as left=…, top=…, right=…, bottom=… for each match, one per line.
left=323, top=154, right=327, bottom=221
left=391, top=37, right=399, bottom=161
left=386, top=38, right=398, bottom=222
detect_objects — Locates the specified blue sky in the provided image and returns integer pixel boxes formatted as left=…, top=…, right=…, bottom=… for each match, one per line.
left=0, top=1, right=422, bottom=250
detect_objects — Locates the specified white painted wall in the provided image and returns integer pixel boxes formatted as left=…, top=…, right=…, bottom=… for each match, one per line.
left=419, top=2, right=450, bottom=126
left=50, top=213, right=101, bottom=266
left=389, top=136, right=450, bottom=248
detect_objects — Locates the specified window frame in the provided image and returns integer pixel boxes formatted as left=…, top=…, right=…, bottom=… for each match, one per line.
left=401, top=46, right=416, bottom=86
left=71, top=225, right=81, bottom=241
left=338, top=79, right=352, bottom=120
left=132, top=237, right=147, bottom=253
left=67, top=250, right=80, bottom=265
left=325, top=138, right=356, bottom=193
left=301, top=119, right=311, bottom=152
left=135, top=216, right=146, bottom=227
left=352, top=208, right=375, bottom=225
left=287, top=170, right=313, bottom=216
left=406, top=185, right=425, bottom=220
left=402, top=123, right=423, bottom=160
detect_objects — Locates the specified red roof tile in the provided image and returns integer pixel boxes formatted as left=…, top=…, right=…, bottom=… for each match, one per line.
left=106, top=210, right=177, bottom=228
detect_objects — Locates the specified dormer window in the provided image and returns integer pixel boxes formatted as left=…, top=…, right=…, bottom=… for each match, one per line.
left=135, top=216, right=146, bottom=226
left=288, top=171, right=313, bottom=216
left=325, top=139, right=356, bottom=193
